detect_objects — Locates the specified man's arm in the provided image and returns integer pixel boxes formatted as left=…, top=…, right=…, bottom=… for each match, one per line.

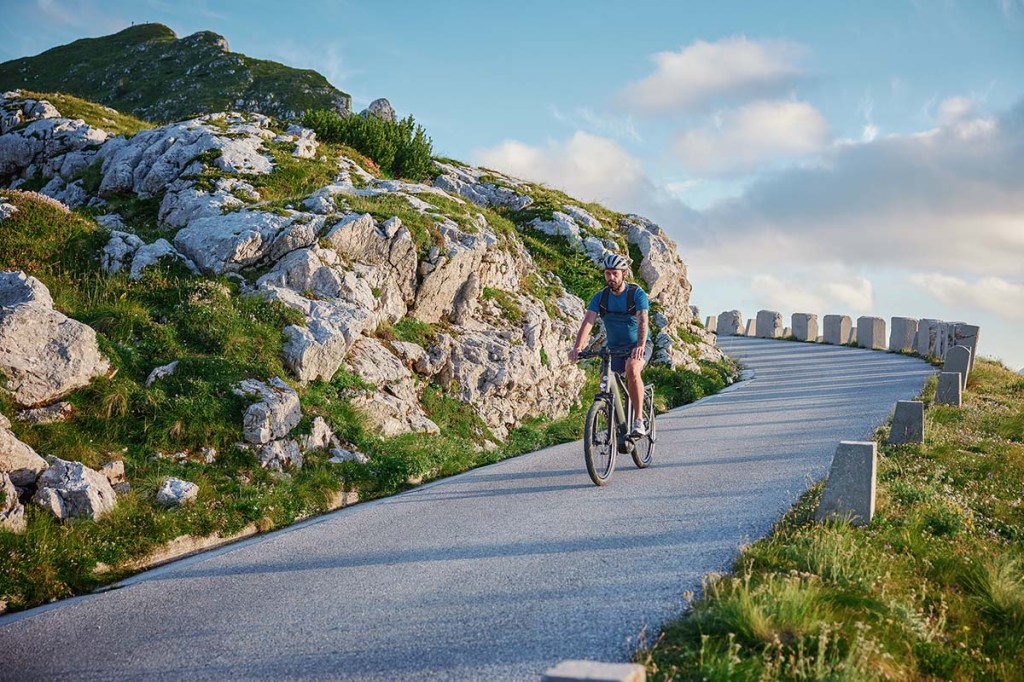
left=632, top=309, right=649, bottom=360
left=569, top=310, right=599, bottom=362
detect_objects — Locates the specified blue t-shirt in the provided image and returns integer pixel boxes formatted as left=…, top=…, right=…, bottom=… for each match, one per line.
left=587, top=285, right=651, bottom=348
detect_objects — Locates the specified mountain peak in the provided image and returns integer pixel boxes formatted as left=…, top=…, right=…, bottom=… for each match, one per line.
left=0, top=25, right=348, bottom=123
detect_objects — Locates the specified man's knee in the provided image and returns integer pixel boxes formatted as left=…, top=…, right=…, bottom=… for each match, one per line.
left=626, top=358, right=644, bottom=380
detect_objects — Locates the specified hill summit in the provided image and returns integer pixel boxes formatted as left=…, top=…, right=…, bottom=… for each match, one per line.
left=0, top=23, right=351, bottom=123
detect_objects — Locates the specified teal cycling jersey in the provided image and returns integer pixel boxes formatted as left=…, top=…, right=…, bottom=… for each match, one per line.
left=587, top=285, right=650, bottom=348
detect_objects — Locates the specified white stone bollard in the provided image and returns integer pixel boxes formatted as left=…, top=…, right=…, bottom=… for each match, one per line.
left=848, top=326, right=857, bottom=344
left=718, top=310, right=743, bottom=336
left=943, top=345, right=972, bottom=389
left=856, top=316, right=886, bottom=349
left=888, top=400, right=924, bottom=444
left=952, top=324, right=981, bottom=371
left=935, top=372, right=962, bottom=406
left=792, top=313, right=819, bottom=342
left=823, top=315, right=851, bottom=345
left=756, top=310, right=783, bottom=338
left=745, top=318, right=756, bottom=336
left=705, top=315, right=717, bottom=334
left=916, top=319, right=942, bottom=357
left=543, top=661, right=646, bottom=682
left=889, top=317, right=918, bottom=352
left=816, top=441, right=876, bottom=527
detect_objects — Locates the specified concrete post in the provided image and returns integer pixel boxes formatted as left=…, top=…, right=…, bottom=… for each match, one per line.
left=857, top=316, right=886, bottom=350
left=705, top=315, right=717, bottom=333
left=815, top=441, right=876, bottom=527
left=823, top=315, right=851, bottom=345
left=889, top=317, right=918, bottom=352
left=718, top=310, right=743, bottom=336
left=952, top=324, right=981, bottom=371
left=935, top=372, right=962, bottom=406
left=943, top=345, right=972, bottom=389
left=745, top=319, right=756, bottom=336
left=792, top=313, right=818, bottom=342
left=916, top=319, right=942, bottom=357
left=888, top=401, right=924, bottom=444
left=756, top=310, right=783, bottom=338
left=848, top=326, right=857, bottom=344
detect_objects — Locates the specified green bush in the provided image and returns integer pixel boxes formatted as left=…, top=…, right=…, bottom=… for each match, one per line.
left=302, top=109, right=433, bottom=181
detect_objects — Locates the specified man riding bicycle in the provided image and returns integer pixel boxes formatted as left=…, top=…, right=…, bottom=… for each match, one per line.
left=569, top=253, right=653, bottom=436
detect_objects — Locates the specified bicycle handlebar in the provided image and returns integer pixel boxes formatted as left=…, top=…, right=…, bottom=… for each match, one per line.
left=576, top=347, right=635, bottom=360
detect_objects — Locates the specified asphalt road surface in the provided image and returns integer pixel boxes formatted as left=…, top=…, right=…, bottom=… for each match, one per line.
left=0, top=337, right=935, bottom=681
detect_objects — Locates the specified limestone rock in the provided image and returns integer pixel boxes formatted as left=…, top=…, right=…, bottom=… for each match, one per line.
left=1, top=471, right=26, bottom=534
left=257, top=439, right=303, bottom=471
left=145, top=361, right=180, bottom=387
left=346, top=337, right=439, bottom=437
left=329, top=447, right=369, bottom=465
left=432, top=161, right=534, bottom=211
left=234, top=377, right=302, bottom=445
left=0, top=272, right=111, bottom=407
left=0, top=425, right=47, bottom=486
left=361, top=98, right=396, bottom=122
left=100, top=460, right=126, bottom=486
left=33, top=457, right=117, bottom=521
left=299, top=416, right=334, bottom=452
left=156, top=477, right=199, bottom=507
left=17, top=401, right=72, bottom=424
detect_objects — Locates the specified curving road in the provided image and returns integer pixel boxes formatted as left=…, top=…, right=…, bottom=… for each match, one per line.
left=0, top=337, right=934, bottom=681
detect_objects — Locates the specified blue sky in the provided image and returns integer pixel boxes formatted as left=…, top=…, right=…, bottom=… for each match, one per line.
left=3, top=0, right=1023, bottom=369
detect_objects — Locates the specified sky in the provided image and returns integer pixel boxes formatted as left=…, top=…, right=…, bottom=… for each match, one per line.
left=2, top=0, right=1023, bottom=370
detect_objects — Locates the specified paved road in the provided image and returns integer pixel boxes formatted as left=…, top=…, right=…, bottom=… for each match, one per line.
left=0, top=337, right=934, bottom=681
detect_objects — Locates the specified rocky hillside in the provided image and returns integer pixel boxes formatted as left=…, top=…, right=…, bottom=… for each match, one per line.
left=0, top=90, right=729, bottom=612
left=0, top=24, right=351, bottom=122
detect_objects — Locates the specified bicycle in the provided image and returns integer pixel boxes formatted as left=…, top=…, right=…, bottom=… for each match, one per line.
left=577, top=347, right=656, bottom=486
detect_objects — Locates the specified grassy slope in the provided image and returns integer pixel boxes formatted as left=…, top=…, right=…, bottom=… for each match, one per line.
left=640, top=359, right=1024, bottom=680
left=0, top=24, right=349, bottom=123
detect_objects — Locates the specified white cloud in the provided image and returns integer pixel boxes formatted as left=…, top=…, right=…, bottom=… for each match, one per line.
left=551, top=106, right=641, bottom=142
left=674, top=100, right=829, bottom=174
left=619, top=37, right=807, bottom=115
left=909, top=274, right=1024, bottom=319
left=696, top=96, right=1024, bottom=277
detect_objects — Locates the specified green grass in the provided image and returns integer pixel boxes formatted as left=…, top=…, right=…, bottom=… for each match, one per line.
left=6, top=91, right=153, bottom=137
left=640, top=359, right=1024, bottom=681
left=0, top=24, right=350, bottom=124
left=482, top=287, right=525, bottom=325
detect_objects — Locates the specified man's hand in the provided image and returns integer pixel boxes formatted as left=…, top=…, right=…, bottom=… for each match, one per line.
left=569, top=347, right=581, bottom=362
left=631, top=344, right=645, bottom=360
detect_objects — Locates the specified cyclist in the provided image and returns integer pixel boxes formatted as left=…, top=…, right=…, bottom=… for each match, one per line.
left=569, top=253, right=653, bottom=436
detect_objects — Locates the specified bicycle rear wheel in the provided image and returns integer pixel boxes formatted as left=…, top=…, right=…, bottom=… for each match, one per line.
left=584, top=399, right=616, bottom=485
left=631, top=387, right=656, bottom=468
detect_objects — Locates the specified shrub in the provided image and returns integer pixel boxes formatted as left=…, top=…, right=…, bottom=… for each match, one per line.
left=302, top=109, right=433, bottom=181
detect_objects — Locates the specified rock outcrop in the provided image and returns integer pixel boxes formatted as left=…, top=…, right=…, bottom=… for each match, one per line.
left=0, top=271, right=111, bottom=407
left=33, top=457, right=117, bottom=521
left=0, top=91, right=725, bottom=445
left=1, top=471, right=26, bottom=534
left=156, top=477, right=199, bottom=507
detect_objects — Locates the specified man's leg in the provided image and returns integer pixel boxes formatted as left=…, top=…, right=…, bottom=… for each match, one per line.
left=625, top=357, right=645, bottom=420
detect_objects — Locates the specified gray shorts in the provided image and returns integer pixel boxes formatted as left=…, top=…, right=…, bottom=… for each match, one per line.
left=610, top=340, right=653, bottom=373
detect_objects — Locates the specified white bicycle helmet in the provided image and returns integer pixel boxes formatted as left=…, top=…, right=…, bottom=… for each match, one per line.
left=602, top=253, right=630, bottom=271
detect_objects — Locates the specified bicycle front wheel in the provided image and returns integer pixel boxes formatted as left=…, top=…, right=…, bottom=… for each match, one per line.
left=632, top=387, right=656, bottom=468
left=584, top=399, right=616, bottom=486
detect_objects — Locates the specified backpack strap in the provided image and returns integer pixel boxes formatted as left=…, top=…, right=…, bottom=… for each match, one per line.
left=598, top=283, right=639, bottom=318
left=598, top=287, right=611, bottom=318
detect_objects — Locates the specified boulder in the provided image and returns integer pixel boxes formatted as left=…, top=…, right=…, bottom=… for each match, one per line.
left=1, top=471, right=26, bottom=534
left=100, top=460, right=126, bottom=486
left=299, top=416, right=334, bottom=452
left=145, top=361, right=179, bottom=387
left=345, top=337, right=439, bottom=437
left=32, top=457, right=117, bottom=521
left=156, top=477, right=199, bottom=507
left=0, top=425, right=47, bottom=486
left=0, top=271, right=111, bottom=407
left=234, top=377, right=302, bottom=445
left=257, top=439, right=303, bottom=471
